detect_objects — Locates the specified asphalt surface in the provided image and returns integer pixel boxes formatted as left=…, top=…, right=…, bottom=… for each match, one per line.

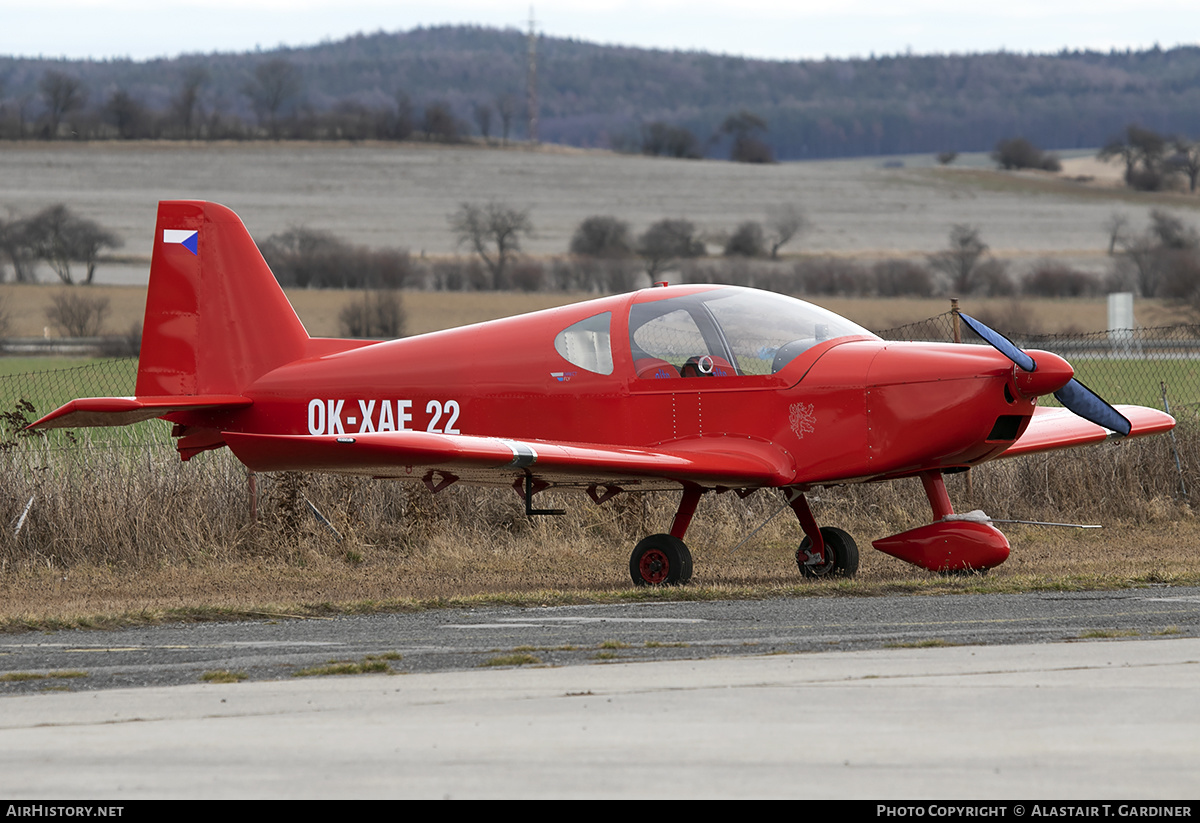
left=2, top=587, right=1198, bottom=799
left=1, top=585, right=1198, bottom=693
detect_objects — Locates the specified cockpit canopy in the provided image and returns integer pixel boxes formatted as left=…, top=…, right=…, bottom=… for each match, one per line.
left=629, top=287, right=876, bottom=377
left=553, top=286, right=877, bottom=379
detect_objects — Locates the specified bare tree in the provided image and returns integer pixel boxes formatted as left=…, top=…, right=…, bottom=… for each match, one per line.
left=105, top=89, right=148, bottom=139
left=1104, top=213, right=1130, bottom=256
left=495, top=93, right=516, bottom=144
left=0, top=214, right=39, bottom=282
left=637, top=219, right=705, bottom=281
left=173, top=65, right=209, bottom=139
left=392, top=91, right=414, bottom=141
left=928, top=224, right=989, bottom=295
left=1099, top=125, right=1170, bottom=190
left=765, top=204, right=807, bottom=259
left=720, top=110, right=773, bottom=163
left=423, top=101, right=459, bottom=143
left=242, top=58, right=301, bottom=139
left=22, top=205, right=121, bottom=284
left=45, top=292, right=110, bottom=337
left=1170, top=139, right=1200, bottom=193
left=38, top=70, right=87, bottom=139
left=1108, top=210, right=1200, bottom=297
left=448, top=202, right=533, bottom=289
left=74, top=218, right=123, bottom=284
left=473, top=102, right=493, bottom=142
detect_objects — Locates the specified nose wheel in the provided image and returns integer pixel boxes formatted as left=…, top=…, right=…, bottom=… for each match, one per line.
left=630, top=534, right=694, bottom=586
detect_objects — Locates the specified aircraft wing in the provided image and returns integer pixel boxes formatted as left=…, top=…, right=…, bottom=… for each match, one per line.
left=221, top=430, right=796, bottom=490
left=1000, top=404, right=1176, bottom=459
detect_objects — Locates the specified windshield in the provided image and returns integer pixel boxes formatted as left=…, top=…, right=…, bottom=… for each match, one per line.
left=629, top=288, right=876, bottom=376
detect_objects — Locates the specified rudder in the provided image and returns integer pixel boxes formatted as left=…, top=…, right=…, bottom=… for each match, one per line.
left=135, top=201, right=309, bottom=397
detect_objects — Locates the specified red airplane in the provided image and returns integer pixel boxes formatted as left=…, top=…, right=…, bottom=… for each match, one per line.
left=31, top=201, right=1176, bottom=585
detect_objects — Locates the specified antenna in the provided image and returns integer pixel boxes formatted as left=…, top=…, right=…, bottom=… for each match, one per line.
left=526, top=6, right=539, bottom=145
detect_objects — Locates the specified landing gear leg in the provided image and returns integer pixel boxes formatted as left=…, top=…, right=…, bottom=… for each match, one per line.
left=628, top=486, right=701, bottom=586
left=787, top=489, right=859, bottom=579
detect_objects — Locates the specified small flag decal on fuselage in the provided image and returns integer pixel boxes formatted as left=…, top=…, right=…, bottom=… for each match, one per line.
left=163, top=229, right=199, bottom=255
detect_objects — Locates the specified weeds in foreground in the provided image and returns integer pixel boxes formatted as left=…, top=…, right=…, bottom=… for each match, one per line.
left=0, top=670, right=87, bottom=682
left=293, top=656, right=397, bottom=677
left=0, top=420, right=1199, bottom=624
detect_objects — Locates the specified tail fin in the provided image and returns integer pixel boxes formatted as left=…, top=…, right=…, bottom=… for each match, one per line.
left=136, top=200, right=309, bottom=397
left=31, top=201, right=306, bottom=433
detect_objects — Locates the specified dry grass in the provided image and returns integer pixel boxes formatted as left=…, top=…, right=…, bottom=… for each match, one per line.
left=3, top=282, right=1192, bottom=341
left=2, top=423, right=1199, bottom=629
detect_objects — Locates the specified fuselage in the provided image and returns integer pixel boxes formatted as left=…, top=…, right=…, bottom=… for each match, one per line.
left=175, top=285, right=1053, bottom=489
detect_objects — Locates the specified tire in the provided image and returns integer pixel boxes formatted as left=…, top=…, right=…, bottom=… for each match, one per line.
left=630, top=534, right=694, bottom=586
left=796, top=527, right=859, bottom=579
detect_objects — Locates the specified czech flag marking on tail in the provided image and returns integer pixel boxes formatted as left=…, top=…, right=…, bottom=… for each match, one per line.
left=163, top=229, right=199, bottom=255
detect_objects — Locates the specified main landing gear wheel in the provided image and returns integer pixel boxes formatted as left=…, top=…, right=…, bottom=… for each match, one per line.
left=630, top=534, right=694, bottom=586
left=797, top=527, right=860, bottom=579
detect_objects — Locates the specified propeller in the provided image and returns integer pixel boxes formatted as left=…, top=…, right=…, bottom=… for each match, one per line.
left=960, top=313, right=1131, bottom=437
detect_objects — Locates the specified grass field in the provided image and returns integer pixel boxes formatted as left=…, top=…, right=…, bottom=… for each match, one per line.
left=4, top=291, right=1198, bottom=413
left=3, top=142, right=1200, bottom=625
left=3, top=142, right=1200, bottom=288
left=3, top=281, right=1196, bottom=340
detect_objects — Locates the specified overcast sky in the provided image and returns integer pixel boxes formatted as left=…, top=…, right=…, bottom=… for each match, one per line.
left=2, top=0, right=1198, bottom=63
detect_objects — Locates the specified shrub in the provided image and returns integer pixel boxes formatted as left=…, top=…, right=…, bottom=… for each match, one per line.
left=971, top=259, right=1016, bottom=297
left=1023, top=264, right=1101, bottom=297
left=338, top=290, right=405, bottom=338
left=44, top=292, right=109, bottom=337
left=260, top=228, right=414, bottom=289
left=992, top=137, right=1060, bottom=172
left=639, top=122, right=701, bottom=159
left=873, top=260, right=935, bottom=297
left=793, top=258, right=869, bottom=296
left=723, top=222, right=766, bottom=258
left=570, top=216, right=634, bottom=258
left=507, top=261, right=547, bottom=292
left=730, top=136, right=774, bottom=164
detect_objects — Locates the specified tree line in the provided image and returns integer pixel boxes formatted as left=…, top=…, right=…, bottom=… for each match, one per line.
left=6, top=27, right=1200, bottom=158
left=9, top=200, right=1200, bottom=343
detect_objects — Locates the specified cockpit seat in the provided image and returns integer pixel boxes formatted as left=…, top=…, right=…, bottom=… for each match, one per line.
left=635, top=357, right=680, bottom=379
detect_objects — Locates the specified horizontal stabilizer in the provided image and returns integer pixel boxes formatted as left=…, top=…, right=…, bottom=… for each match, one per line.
left=1001, top=404, right=1175, bottom=459
left=30, top=395, right=251, bottom=430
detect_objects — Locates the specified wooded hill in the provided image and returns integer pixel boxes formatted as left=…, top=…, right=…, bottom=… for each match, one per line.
left=2, top=25, right=1200, bottom=159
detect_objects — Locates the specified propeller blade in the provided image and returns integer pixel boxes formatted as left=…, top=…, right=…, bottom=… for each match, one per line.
left=959, top=313, right=1036, bottom=372
left=960, top=312, right=1130, bottom=436
left=1054, top=378, right=1132, bottom=437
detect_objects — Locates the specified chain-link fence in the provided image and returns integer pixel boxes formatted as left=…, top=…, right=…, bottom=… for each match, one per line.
left=879, top=311, right=1200, bottom=413
left=3, top=310, right=1198, bottom=459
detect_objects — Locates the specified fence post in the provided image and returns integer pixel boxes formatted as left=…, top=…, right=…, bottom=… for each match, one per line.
left=950, top=297, right=971, bottom=498
left=248, top=470, right=258, bottom=522
left=1161, top=382, right=1187, bottom=499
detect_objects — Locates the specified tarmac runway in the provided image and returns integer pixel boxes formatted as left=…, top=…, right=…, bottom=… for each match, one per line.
left=2, top=589, right=1198, bottom=799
